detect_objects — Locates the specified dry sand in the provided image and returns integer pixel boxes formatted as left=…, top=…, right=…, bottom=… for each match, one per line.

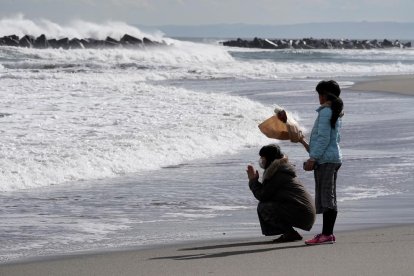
left=1, top=224, right=413, bottom=276
left=350, top=74, right=414, bottom=96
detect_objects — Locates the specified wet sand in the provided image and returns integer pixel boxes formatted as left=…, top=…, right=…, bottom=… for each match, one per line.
left=1, top=224, right=413, bottom=276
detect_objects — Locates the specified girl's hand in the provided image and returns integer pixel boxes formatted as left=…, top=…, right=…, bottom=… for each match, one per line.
left=246, top=165, right=259, bottom=181
left=304, top=159, right=316, bottom=171
left=277, top=110, right=287, bottom=123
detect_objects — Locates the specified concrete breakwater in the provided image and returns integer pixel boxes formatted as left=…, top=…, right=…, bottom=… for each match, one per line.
left=0, top=34, right=166, bottom=49
left=222, top=37, right=412, bottom=49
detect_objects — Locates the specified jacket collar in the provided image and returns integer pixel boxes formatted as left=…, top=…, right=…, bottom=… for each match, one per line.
left=263, top=156, right=289, bottom=181
left=316, top=102, right=345, bottom=117
left=316, top=102, right=331, bottom=112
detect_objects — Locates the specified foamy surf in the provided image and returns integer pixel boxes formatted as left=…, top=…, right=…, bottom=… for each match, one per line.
left=0, top=78, right=271, bottom=191
left=0, top=14, right=165, bottom=41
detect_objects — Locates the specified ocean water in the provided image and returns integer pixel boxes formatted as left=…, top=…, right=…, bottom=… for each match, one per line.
left=1, top=20, right=414, bottom=263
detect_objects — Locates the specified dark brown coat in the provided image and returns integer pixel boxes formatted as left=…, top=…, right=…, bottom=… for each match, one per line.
left=249, top=158, right=316, bottom=232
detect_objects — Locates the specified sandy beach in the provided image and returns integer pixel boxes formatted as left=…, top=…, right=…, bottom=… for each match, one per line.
left=0, top=224, right=413, bottom=276
left=350, top=74, right=414, bottom=96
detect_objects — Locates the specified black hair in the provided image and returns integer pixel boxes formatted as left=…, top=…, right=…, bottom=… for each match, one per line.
left=259, top=144, right=284, bottom=169
left=326, top=94, right=344, bottom=129
left=316, top=80, right=344, bottom=129
left=316, top=80, right=341, bottom=97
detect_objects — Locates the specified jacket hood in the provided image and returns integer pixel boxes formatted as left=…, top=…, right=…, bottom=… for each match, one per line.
left=262, top=156, right=296, bottom=181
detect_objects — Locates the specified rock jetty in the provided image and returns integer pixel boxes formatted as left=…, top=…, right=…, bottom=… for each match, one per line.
left=0, top=34, right=166, bottom=49
left=222, top=37, right=411, bottom=49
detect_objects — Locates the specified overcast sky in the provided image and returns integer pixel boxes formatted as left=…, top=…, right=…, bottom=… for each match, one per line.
left=0, top=0, right=413, bottom=25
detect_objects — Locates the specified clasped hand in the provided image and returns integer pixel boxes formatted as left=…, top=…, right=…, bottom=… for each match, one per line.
left=246, top=165, right=259, bottom=181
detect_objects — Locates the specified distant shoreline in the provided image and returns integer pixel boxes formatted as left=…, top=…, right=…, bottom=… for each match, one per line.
left=221, top=37, right=410, bottom=50
left=350, top=74, right=414, bottom=96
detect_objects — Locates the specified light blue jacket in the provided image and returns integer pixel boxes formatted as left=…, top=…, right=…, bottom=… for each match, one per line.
left=309, top=105, right=342, bottom=164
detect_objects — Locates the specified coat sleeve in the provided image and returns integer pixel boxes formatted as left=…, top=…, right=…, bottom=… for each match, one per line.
left=249, top=178, right=275, bottom=202
left=309, top=108, right=331, bottom=160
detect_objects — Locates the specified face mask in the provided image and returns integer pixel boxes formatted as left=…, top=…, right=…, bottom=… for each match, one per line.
left=258, top=157, right=266, bottom=169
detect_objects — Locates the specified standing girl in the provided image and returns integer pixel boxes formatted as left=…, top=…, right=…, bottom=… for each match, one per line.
left=302, top=80, right=344, bottom=245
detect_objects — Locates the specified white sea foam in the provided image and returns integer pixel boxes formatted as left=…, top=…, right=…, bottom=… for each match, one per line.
left=1, top=42, right=414, bottom=192
left=0, top=14, right=164, bottom=41
left=2, top=46, right=414, bottom=83
left=0, top=75, right=271, bottom=191
left=2, top=16, right=414, bottom=79
left=200, top=205, right=251, bottom=211
left=339, top=186, right=401, bottom=202
left=162, top=213, right=218, bottom=219
left=1, top=17, right=414, bottom=80
left=1, top=17, right=414, bottom=192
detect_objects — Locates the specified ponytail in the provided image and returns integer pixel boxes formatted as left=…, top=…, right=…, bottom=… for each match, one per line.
left=326, top=93, right=343, bottom=129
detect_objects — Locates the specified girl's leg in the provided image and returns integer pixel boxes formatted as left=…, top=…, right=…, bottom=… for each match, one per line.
left=322, top=208, right=338, bottom=235
left=321, top=164, right=341, bottom=235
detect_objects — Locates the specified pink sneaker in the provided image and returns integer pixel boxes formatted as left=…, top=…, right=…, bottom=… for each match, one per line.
left=305, top=234, right=335, bottom=245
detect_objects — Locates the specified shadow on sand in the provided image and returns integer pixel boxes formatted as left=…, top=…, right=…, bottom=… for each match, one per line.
left=149, top=241, right=308, bottom=260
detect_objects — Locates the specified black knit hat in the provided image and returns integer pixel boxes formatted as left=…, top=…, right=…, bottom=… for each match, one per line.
left=259, top=144, right=284, bottom=162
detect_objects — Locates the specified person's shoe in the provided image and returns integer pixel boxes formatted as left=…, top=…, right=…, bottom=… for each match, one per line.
left=272, top=230, right=303, bottom=243
left=304, top=233, right=322, bottom=245
left=305, top=234, right=335, bottom=245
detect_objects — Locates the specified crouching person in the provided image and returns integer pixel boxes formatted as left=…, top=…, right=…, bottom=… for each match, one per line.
left=246, top=144, right=316, bottom=243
